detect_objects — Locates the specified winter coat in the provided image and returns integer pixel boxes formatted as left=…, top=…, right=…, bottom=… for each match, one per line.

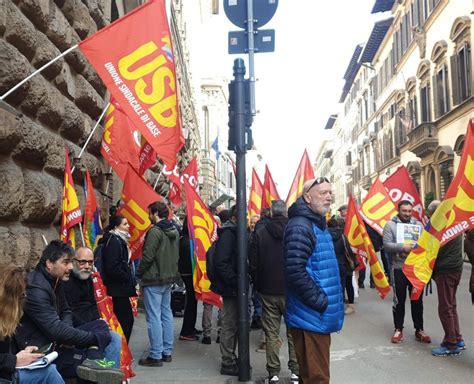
left=63, top=274, right=100, bottom=326
left=14, top=265, right=97, bottom=350
left=283, top=197, right=344, bottom=334
left=328, top=227, right=356, bottom=279
left=249, top=216, right=288, bottom=295
left=383, top=215, right=422, bottom=270
left=138, top=220, right=180, bottom=286
left=101, top=233, right=136, bottom=297
left=0, top=338, right=15, bottom=381
left=432, top=236, right=464, bottom=276
left=210, top=221, right=239, bottom=297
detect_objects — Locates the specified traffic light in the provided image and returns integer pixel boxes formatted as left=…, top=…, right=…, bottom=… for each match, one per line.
left=244, top=79, right=253, bottom=150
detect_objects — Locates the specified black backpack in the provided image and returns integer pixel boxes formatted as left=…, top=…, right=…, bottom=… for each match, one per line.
left=93, top=236, right=112, bottom=280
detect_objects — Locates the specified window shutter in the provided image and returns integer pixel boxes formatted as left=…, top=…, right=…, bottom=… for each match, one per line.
left=432, top=74, right=439, bottom=118
left=450, top=54, right=460, bottom=106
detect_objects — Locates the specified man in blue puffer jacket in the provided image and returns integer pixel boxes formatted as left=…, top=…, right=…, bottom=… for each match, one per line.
left=283, top=178, right=344, bottom=384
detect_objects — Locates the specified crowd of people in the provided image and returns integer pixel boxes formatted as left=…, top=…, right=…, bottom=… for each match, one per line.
left=1, top=177, right=473, bottom=384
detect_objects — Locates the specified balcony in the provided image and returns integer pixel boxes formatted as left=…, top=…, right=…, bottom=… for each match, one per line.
left=360, top=175, right=372, bottom=190
left=407, top=122, right=438, bottom=158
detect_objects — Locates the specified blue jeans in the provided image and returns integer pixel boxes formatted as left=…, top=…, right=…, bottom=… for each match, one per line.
left=143, top=284, right=173, bottom=359
left=104, top=331, right=122, bottom=368
left=17, top=364, right=64, bottom=383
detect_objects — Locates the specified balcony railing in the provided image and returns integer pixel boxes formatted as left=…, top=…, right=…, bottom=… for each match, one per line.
left=407, top=122, right=438, bottom=158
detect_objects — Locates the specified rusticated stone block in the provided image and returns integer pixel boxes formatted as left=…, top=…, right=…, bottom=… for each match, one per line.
left=32, top=31, right=63, bottom=80
left=0, top=107, right=22, bottom=154
left=4, top=1, right=37, bottom=60
left=18, top=74, right=48, bottom=116
left=21, top=169, right=61, bottom=224
left=86, top=121, right=103, bottom=157
left=0, top=159, right=24, bottom=220
left=45, top=1, right=79, bottom=51
left=36, top=83, right=65, bottom=130
left=65, top=45, right=87, bottom=75
left=0, top=40, right=32, bottom=105
left=82, top=0, right=110, bottom=29
left=0, top=0, right=6, bottom=36
left=54, top=61, right=76, bottom=99
left=29, top=227, right=61, bottom=266
left=82, top=152, right=104, bottom=187
left=17, top=0, right=50, bottom=33
left=61, top=0, right=97, bottom=39
left=11, top=115, right=50, bottom=167
left=82, top=64, right=106, bottom=96
left=60, top=99, right=87, bottom=142
left=44, top=133, right=66, bottom=177
left=0, top=225, right=30, bottom=266
left=75, top=74, right=105, bottom=119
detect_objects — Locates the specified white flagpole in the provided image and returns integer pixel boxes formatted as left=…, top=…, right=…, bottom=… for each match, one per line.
left=0, top=44, right=79, bottom=101
left=153, top=170, right=163, bottom=190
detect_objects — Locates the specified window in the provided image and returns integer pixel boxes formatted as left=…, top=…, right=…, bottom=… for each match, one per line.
left=450, top=17, right=471, bottom=106
left=420, top=84, right=431, bottom=122
left=434, top=65, right=450, bottom=117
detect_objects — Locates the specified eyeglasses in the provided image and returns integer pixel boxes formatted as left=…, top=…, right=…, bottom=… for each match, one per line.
left=74, top=258, right=94, bottom=266
left=306, top=177, right=330, bottom=193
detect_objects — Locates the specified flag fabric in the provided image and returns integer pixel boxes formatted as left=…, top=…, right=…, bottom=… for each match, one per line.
left=83, top=171, right=103, bottom=248
left=383, top=166, right=428, bottom=225
left=286, top=149, right=315, bottom=207
left=345, top=195, right=391, bottom=299
left=138, top=138, right=156, bottom=176
left=183, top=180, right=222, bottom=308
left=404, top=118, right=474, bottom=300
left=79, top=0, right=184, bottom=169
left=182, top=157, right=199, bottom=192
left=397, top=111, right=413, bottom=132
left=119, top=164, right=164, bottom=260
left=248, top=168, right=263, bottom=220
left=101, top=99, right=141, bottom=180
left=60, top=148, right=82, bottom=247
left=262, top=165, right=281, bottom=209
left=162, top=163, right=182, bottom=206
left=360, top=178, right=398, bottom=236
left=92, top=272, right=135, bottom=379
left=211, top=137, right=220, bottom=160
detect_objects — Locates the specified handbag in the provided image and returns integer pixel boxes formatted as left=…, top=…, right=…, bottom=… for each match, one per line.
left=342, top=236, right=355, bottom=270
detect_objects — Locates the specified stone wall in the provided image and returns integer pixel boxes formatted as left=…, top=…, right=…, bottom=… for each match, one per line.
left=0, top=0, right=112, bottom=267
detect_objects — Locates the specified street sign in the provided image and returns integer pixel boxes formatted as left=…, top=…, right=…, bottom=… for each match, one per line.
left=228, top=29, right=275, bottom=54
left=224, top=0, right=278, bottom=29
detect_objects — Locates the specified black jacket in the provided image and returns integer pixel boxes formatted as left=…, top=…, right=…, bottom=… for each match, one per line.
left=211, top=221, right=238, bottom=297
left=14, top=265, right=98, bottom=350
left=63, top=274, right=101, bottom=326
left=0, top=338, right=16, bottom=381
left=249, top=216, right=288, bottom=295
left=328, top=227, right=356, bottom=278
left=178, top=230, right=192, bottom=276
left=101, top=233, right=136, bottom=297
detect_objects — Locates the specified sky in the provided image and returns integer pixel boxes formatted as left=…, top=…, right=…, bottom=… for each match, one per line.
left=184, top=0, right=385, bottom=197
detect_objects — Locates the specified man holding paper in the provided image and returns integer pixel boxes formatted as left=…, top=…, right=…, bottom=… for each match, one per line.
left=383, top=200, right=430, bottom=344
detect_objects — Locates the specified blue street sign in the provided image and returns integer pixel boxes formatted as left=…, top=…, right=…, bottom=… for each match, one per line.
left=228, top=29, right=275, bottom=54
left=224, top=0, right=278, bottom=29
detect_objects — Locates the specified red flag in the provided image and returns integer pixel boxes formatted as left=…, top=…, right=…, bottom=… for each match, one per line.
left=92, top=273, right=135, bottom=379
left=163, top=164, right=182, bottom=206
left=119, top=164, right=164, bottom=260
left=262, top=165, right=281, bottom=209
left=286, top=150, right=315, bottom=206
left=101, top=99, right=141, bottom=180
left=248, top=168, right=263, bottom=221
left=345, top=195, right=391, bottom=299
left=184, top=180, right=222, bottom=308
left=79, top=0, right=184, bottom=168
left=60, top=148, right=82, bottom=247
left=138, top=138, right=156, bottom=176
left=360, top=178, right=398, bottom=236
left=181, top=157, right=199, bottom=192
left=383, top=166, right=428, bottom=225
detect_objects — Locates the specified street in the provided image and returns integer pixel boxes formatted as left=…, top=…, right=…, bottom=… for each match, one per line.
left=129, top=263, right=474, bottom=383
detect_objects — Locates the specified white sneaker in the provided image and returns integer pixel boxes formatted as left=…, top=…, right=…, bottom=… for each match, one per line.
left=269, top=375, right=279, bottom=383
left=290, top=373, right=299, bottom=383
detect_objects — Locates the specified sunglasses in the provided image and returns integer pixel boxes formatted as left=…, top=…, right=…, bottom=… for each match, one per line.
left=74, top=258, right=94, bottom=266
left=306, top=177, right=330, bottom=193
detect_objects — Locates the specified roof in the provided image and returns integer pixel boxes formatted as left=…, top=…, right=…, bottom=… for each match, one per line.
left=371, top=0, right=395, bottom=14
left=359, top=17, right=393, bottom=63
left=324, top=114, right=338, bottom=130
left=338, top=45, right=363, bottom=102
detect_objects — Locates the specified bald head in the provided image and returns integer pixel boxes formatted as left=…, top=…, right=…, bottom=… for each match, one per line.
left=73, top=246, right=94, bottom=280
left=427, top=200, right=441, bottom=217
left=302, top=179, right=316, bottom=195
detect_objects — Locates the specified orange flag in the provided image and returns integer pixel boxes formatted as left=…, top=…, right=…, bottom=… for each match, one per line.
left=360, top=178, right=398, bottom=236
left=184, top=180, right=222, bottom=308
left=248, top=168, right=263, bottom=220
left=404, top=118, right=474, bottom=299
left=262, top=165, right=281, bottom=209
left=92, top=273, right=135, bottom=379
left=60, top=148, right=82, bottom=247
left=286, top=149, right=315, bottom=206
left=119, top=165, right=164, bottom=260
left=79, top=0, right=184, bottom=168
left=345, top=195, right=391, bottom=299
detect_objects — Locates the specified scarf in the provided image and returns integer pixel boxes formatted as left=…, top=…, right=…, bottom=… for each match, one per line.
left=110, top=229, right=131, bottom=261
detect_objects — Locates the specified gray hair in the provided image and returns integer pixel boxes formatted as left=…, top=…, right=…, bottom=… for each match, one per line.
left=427, top=199, right=441, bottom=215
left=271, top=199, right=287, bottom=217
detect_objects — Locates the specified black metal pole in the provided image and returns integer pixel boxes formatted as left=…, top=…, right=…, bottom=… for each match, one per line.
left=233, top=58, right=251, bottom=382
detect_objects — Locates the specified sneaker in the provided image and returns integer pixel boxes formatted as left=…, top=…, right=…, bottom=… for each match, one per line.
left=431, top=346, right=461, bottom=356
left=220, top=364, right=238, bottom=376
left=269, top=375, right=279, bottom=382
left=255, top=341, right=266, bottom=353
left=162, top=354, right=172, bottom=363
left=391, top=329, right=403, bottom=343
left=441, top=340, right=465, bottom=350
left=193, top=328, right=203, bottom=335
left=76, top=359, right=124, bottom=383
left=202, top=336, right=211, bottom=345
left=290, top=373, right=299, bottom=383
left=138, top=356, right=163, bottom=367
left=344, top=304, right=355, bottom=315
left=179, top=334, right=199, bottom=341
left=415, top=330, right=431, bottom=343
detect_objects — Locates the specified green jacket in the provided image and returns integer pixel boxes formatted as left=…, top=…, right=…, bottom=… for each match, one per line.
left=433, top=236, right=463, bottom=276
left=138, top=221, right=180, bottom=286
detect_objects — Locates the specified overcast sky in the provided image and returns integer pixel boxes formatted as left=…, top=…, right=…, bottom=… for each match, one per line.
left=185, top=0, right=385, bottom=196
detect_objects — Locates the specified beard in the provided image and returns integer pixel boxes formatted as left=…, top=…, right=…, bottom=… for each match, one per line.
left=73, top=268, right=92, bottom=280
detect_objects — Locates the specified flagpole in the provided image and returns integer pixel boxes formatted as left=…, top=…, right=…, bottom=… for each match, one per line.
left=41, top=235, right=48, bottom=246
left=153, top=170, right=163, bottom=190
left=71, top=102, right=110, bottom=174
left=78, top=222, right=86, bottom=246
left=0, top=44, right=79, bottom=101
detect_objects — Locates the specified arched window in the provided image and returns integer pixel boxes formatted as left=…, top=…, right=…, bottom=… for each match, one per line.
left=431, top=41, right=450, bottom=118
left=406, top=77, right=418, bottom=128
left=416, top=60, right=432, bottom=123
left=450, top=16, right=471, bottom=105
